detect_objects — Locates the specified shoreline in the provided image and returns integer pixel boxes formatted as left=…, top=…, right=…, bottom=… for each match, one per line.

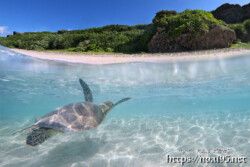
left=11, top=48, right=250, bottom=64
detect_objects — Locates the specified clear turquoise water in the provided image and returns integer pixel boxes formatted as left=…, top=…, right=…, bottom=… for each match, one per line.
left=0, top=45, right=249, bottom=167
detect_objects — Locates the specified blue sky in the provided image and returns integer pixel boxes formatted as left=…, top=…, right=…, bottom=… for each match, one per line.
left=0, top=0, right=249, bottom=36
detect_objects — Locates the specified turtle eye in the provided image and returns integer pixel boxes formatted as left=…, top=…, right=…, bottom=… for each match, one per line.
left=105, top=101, right=113, bottom=107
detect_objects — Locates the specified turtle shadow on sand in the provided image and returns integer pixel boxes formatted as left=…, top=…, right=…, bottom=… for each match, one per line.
left=40, top=137, right=106, bottom=166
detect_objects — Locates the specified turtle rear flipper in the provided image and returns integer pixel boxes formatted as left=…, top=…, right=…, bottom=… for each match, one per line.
left=26, top=127, right=58, bottom=146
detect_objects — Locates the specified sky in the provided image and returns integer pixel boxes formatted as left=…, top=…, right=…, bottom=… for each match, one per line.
left=0, top=0, right=249, bottom=36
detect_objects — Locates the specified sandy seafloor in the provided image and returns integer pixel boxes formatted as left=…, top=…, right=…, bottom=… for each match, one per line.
left=0, top=46, right=250, bottom=167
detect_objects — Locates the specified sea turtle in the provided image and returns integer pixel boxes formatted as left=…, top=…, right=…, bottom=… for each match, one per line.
left=19, top=79, right=130, bottom=146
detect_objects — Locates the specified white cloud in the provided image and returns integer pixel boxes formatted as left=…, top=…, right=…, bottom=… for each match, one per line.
left=0, top=26, right=9, bottom=35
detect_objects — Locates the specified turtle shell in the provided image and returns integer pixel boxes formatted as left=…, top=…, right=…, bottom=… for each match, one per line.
left=34, top=102, right=105, bottom=132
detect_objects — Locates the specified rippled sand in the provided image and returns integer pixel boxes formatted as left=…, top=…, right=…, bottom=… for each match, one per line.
left=0, top=110, right=249, bottom=167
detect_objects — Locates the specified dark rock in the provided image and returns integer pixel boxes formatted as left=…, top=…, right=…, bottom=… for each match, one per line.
left=13, top=31, right=21, bottom=35
left=212, top=3, right=250, bottom=23
left=148, top=25, right=236, bottom=52
left=181, top=25, right=236, bottom=50
left=7, top=34, right=12, bottom=37
left=57, top=30, right=70, bottom=34
left=148, top=27, right=184, bottom=52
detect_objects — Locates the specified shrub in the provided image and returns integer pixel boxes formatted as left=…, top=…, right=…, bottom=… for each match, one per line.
left=229, top=23, right=247, bottom=39
left=13, top=40, right=22, bottom=48
left=75, top=40, right=90, bottom=52
left=244, top=19, right=250, bottom=33
left=105, top=47, right=113, bottom=52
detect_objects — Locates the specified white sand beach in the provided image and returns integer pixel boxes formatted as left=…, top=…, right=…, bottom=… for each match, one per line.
left=11, top=48, right=250, bottom=64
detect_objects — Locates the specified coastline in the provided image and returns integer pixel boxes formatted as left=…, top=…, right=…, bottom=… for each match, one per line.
left=11, top=48, right=250, bottom=64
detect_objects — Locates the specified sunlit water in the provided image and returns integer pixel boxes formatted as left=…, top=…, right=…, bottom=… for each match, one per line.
left=0, top=45, right=249, bottom=167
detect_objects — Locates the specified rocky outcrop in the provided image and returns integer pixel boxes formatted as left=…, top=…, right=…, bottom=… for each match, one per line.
left=212, top=3, right=250, bottom=23
left=13, top=31, right=21, bottom=35
left=148, top=25, right=236, bottom=52
left=7, top=34, right=12, bottom=37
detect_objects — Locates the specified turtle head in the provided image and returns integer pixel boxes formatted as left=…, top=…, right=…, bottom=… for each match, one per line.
left=100, top=98, right=130, bottom=115
left=100, top=101, right=114, bottom=115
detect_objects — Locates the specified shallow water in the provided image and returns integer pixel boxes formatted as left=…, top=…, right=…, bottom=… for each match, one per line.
left=0, top=45, right=249, bottom=167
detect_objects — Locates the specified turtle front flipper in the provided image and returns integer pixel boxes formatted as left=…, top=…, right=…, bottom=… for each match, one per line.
left=26, top=127, right=58, bottom=146
left=79, top=78, right=93, bottom=102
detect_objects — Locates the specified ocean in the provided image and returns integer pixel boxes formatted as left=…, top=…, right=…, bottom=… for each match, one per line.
left=0, top=45, right=249, bottom=167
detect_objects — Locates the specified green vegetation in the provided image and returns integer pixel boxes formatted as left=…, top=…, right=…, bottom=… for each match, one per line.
left=152, top=10, right=177, bottom=24
left=229, top=23, right=247, bottom=39
left=0, top=24, right=155, bottom=53
left=231, top=42, right=250, bottom=49
left=244, top=20, right=250, bottom=33
left=153, top=10, right=225, bottom=39
left=229, top=20, right=250, bottom=38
